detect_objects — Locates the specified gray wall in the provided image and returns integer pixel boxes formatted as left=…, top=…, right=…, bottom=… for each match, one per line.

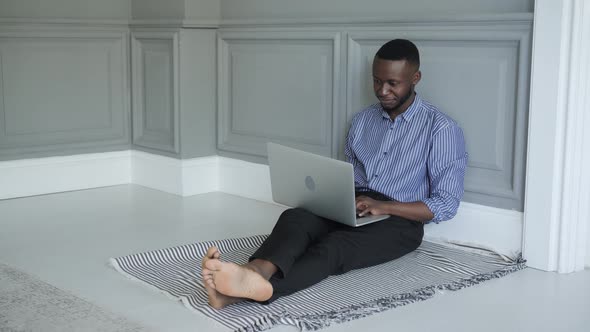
left=0, top=0, right=132, bottom=160
left=130, top=0, right=220, bottom=21
left=0, top=0, right=533, bottom=211
left=0, top=0, right=218, bottom=160
left=0, top=0, right=130, bottom=19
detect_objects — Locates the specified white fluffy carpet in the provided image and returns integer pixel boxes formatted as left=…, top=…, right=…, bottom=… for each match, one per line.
left=0, top=263, right=149, bottom=332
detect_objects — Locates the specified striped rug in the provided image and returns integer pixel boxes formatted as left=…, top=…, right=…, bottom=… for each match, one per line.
left=109, top=235, right=526, bottom=331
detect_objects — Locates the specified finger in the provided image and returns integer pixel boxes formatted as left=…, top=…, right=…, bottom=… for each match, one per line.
left=356, top=196, right=371, bottom=204
left=358, top=208, right=373, bottom=217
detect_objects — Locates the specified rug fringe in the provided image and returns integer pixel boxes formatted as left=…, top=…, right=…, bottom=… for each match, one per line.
left=284, top=256, right=527, bottom=331
left=231, top=312, right=290, bottom=332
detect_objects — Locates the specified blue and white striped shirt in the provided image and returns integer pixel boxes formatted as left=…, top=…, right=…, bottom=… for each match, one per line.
left=344, top=94, right=467, bottom=223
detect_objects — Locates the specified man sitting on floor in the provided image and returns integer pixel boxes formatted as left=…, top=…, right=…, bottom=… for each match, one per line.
left=201, top=39, right=468, bottom=309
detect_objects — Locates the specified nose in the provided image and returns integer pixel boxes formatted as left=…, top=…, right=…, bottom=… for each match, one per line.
left=377, top=83, right=390, bottom=97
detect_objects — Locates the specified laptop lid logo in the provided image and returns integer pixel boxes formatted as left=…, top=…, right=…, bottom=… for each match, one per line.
left=305, top=176, right=316, bottom=191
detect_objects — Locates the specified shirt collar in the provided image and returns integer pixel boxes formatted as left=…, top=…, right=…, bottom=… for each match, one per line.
left=379, top=93, right=423, bottom=122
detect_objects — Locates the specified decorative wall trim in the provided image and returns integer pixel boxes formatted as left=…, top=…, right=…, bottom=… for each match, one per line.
left=129, top=19, right=184, bottom=29
left=0, top=18, right=130, bottom=27
left=182, top=19, right=221, bottom=28
left=217, top=30, right=341, bottom=158
left=0, top=13, right=533, bottom=29
left=0, top=18, right=219, bottom=29
left=219, top=13, right=533, bottom=28
left=0, top=28, right=131, bottom=160
left=131, top=30, right=180, bottom=154
left=0, top=151, right=131, bottom=200
left=129, top=19, right=220, bottom=29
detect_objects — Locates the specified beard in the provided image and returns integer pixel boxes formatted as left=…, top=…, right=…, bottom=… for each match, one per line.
left=382, top=85, right=415, bottom=113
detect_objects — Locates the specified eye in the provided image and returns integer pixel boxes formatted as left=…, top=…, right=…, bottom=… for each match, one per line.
left=388, top=81, right=398, bottom=86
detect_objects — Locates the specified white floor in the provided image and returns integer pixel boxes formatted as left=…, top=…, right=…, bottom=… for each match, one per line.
left=1, top=184, right=589, bottom=332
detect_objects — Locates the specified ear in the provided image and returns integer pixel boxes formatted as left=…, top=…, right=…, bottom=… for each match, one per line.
left=412, top=70, right=422, bottom=85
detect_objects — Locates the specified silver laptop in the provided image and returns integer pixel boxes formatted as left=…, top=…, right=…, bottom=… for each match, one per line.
left=267, top=142, right=390, bottom=227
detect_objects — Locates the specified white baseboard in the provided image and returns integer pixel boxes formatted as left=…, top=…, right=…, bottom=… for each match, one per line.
left=181, top=156, right=220, bottom=196
left=131, top=151, right=219, bottom=196
left=0, top=151, right=131, bottom=200
left=424, top=202, right=523, bottom=259
left=131, top=151, right=184, bottom=196
left=218, top=157, right=273, bottom=203
left=0, top=151, right=523, bottom=257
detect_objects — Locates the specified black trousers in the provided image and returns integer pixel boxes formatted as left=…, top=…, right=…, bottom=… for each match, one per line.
left=250, top=190, right=424, bottom=302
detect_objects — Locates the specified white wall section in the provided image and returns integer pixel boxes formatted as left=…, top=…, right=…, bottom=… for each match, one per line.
left=523, top=0, right=590, bottom=273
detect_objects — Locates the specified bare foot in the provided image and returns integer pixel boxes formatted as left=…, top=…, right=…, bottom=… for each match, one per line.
left=205, top=259, right=273, bottom=302
left=201, top=246, right=241, bottom=309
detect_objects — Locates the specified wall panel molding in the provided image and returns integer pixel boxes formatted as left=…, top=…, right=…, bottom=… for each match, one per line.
left=217, top=30, right=342, bottom=158
left=0, top=28, right=130, bottom=160
left=131, top=30, right=180, bottom=154
left=129, top=19, right=220, bottom=29
left=0, top=18, right=130, bottom=27
left=219, top=13, right=533, bottom=28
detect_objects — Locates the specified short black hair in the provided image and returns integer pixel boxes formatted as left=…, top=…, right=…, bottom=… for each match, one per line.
left=375, top=39, right=420, bottom=69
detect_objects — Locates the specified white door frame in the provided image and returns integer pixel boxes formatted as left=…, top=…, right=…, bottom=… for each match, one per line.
left=523, top=0, right=590, bottom=273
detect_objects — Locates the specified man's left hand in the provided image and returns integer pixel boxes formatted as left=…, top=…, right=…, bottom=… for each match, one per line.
left=355, top=196, right=392, bottom=217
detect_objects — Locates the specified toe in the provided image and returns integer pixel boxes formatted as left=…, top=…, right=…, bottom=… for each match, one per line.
left=206, top=246, right=220, bottom=258
left=206, top=279, right=216, bottom=288
left=205, top=258, right=223, bottom=271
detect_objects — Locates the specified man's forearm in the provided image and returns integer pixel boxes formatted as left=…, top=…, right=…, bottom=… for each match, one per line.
left=387, top=201, right=433, bottom=223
